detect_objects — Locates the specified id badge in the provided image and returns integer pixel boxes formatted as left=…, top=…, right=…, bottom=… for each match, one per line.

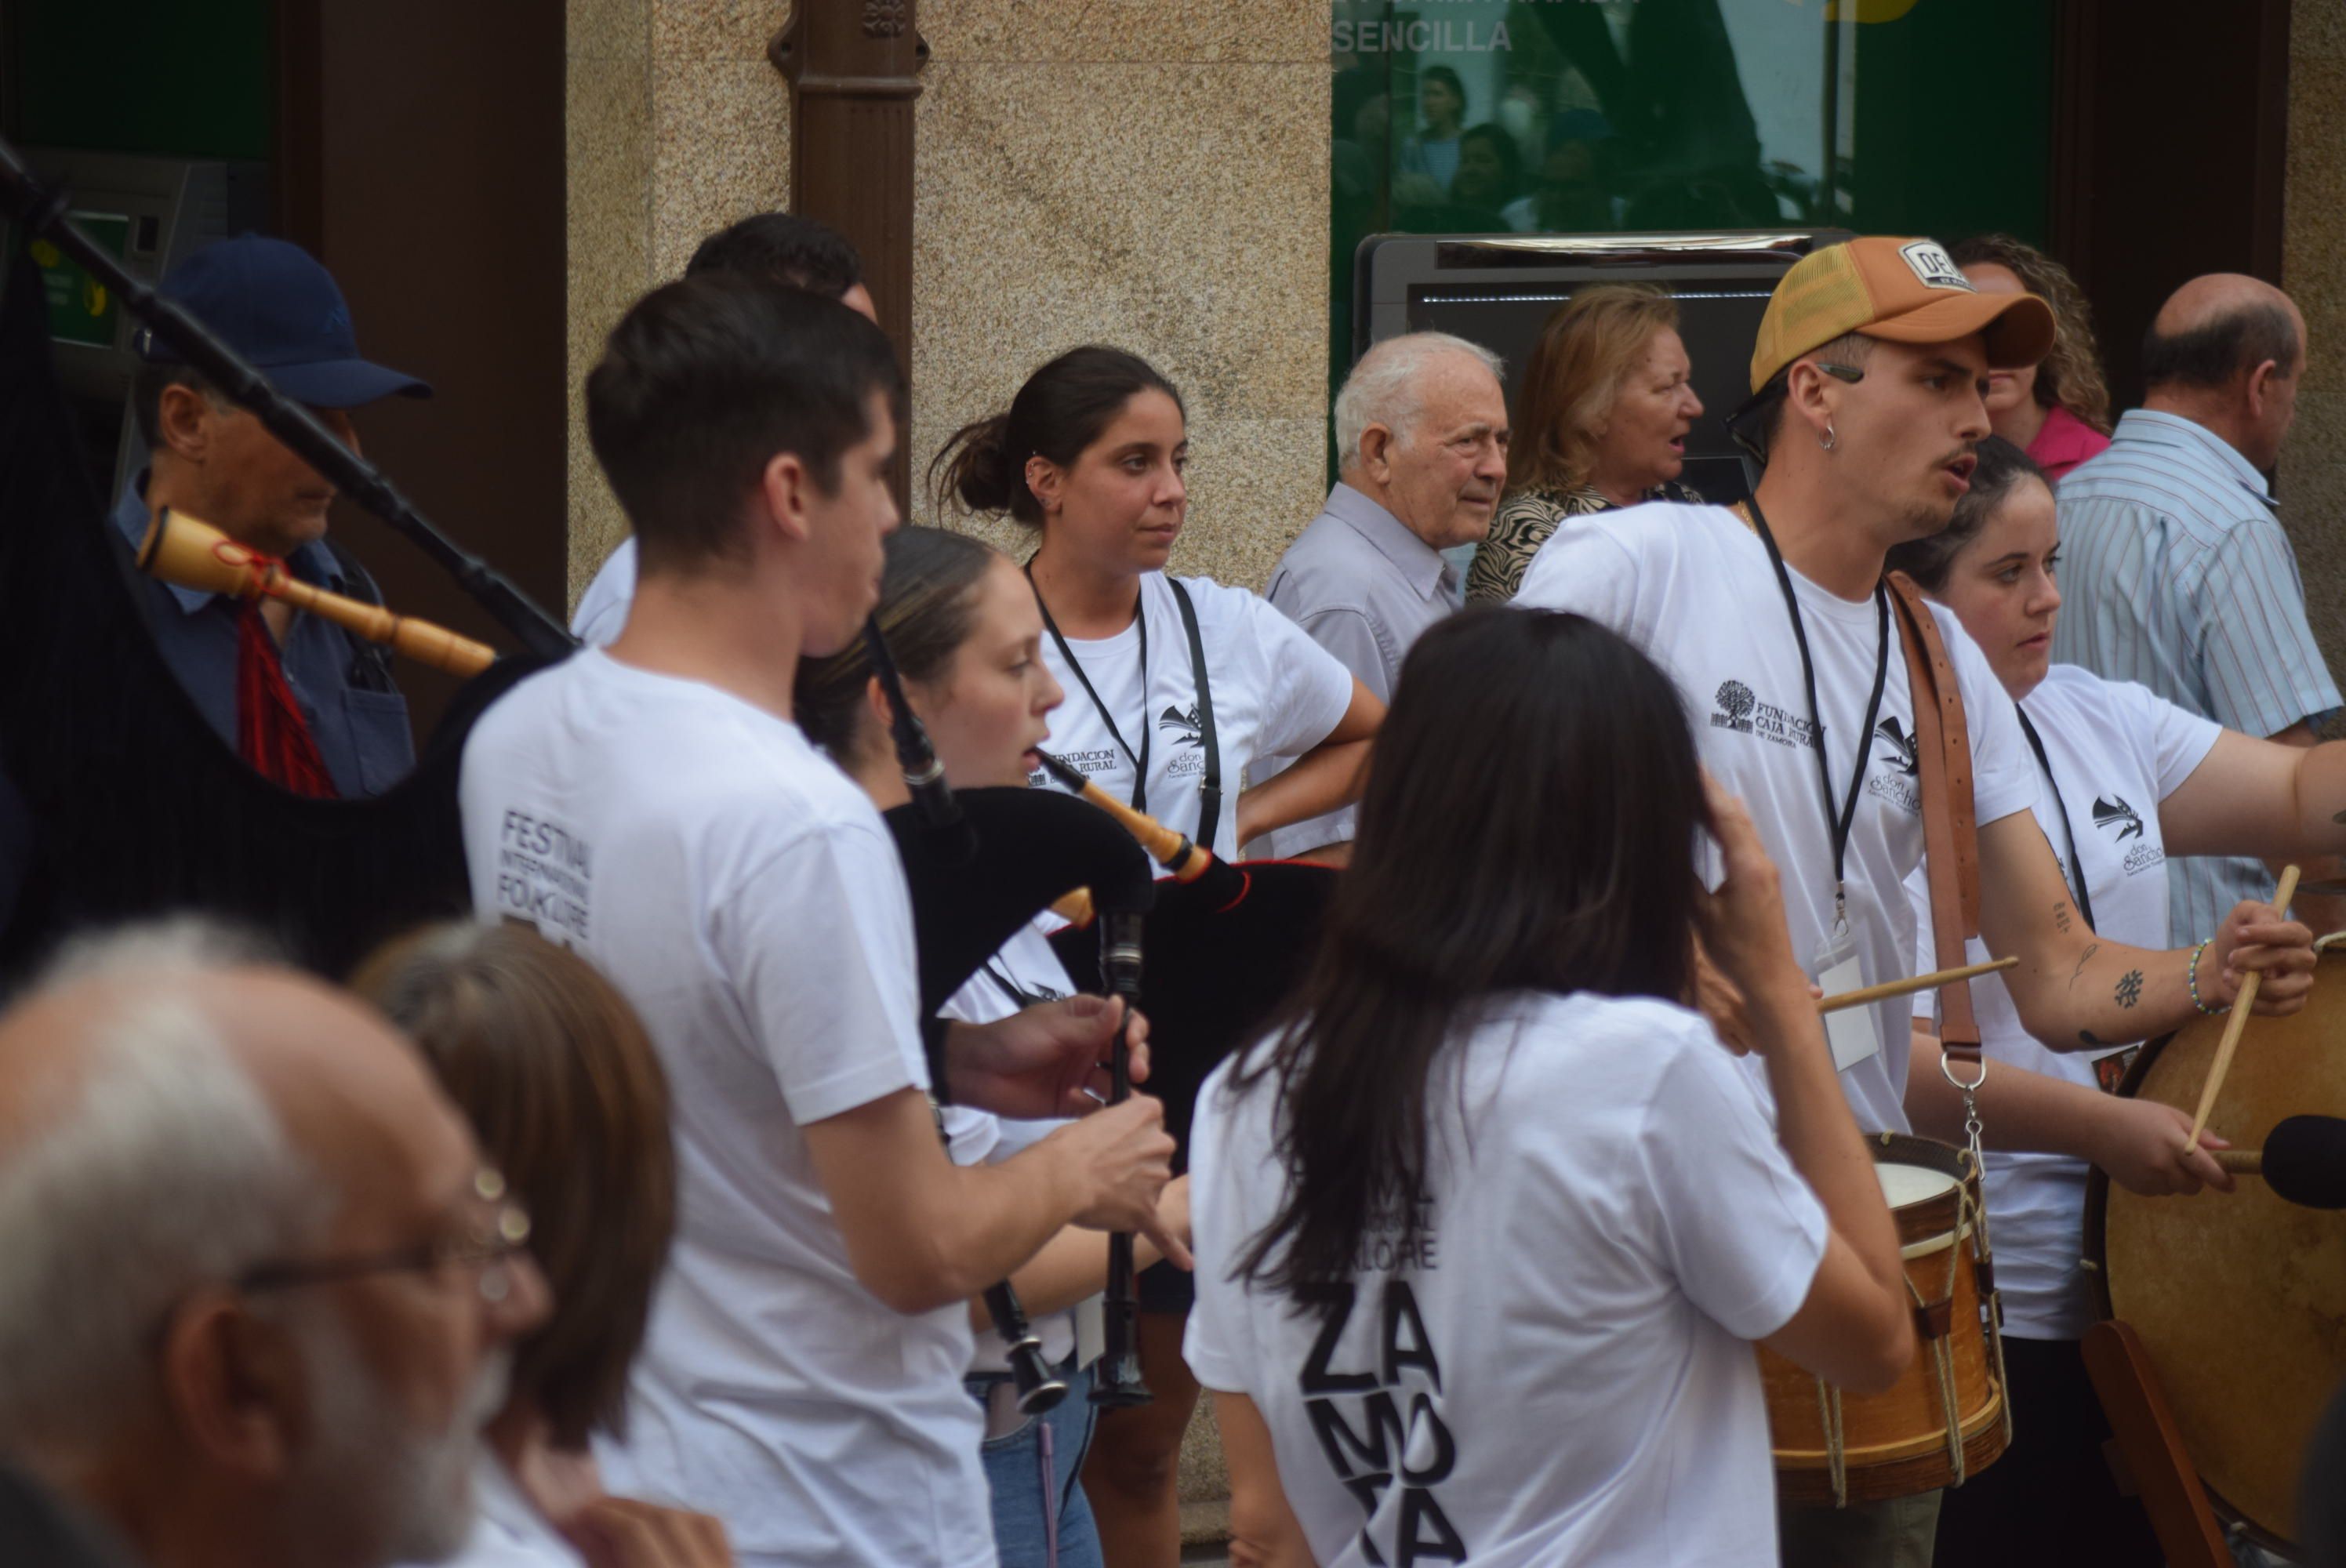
left=1814, top=922, right=1880, bottom=1073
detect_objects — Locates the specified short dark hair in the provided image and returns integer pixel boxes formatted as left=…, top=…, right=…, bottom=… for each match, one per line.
left=353, top=921, right=676, bottom=1451
left=928, top=346, right=1185, bottom=526
left=130, top=360, right=215, bottom=450
left=1883, top=435, right=2048, bottom=591
left=1740, top=332, right=1876, bottom=459
left=586, top=274, right=904, bottom=572
left=2142, top=302, right=2301, bottom=390
left=685, top=212, right=863, bottom=298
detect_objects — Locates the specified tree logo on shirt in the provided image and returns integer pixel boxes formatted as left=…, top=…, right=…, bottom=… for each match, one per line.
left=1873, top=717, right=1921, bottom=777
left=1712, top=680, right=1757, bottom=734
left=2093, top=795, right=2146, bottom=842
left=1158, top=703, right=1204, bottom=748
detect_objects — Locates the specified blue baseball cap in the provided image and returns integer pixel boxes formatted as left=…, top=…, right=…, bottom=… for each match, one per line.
left=134, top=234, right=431, bottom=408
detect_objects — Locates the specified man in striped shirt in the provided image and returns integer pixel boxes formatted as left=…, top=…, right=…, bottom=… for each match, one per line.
left=2050, top=274, right=2344, bottom=940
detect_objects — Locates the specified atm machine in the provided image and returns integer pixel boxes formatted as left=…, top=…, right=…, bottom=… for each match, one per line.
left=9, top=149, right=266, bottom=502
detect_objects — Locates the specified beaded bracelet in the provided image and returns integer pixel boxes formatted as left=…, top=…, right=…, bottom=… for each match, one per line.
left=2188, top=938, right=2228, bottom=1016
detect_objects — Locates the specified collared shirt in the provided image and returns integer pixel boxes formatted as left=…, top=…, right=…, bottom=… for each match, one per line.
left=2050, top=408, right=2341, bottom=942
left=110, top=475, right=415, bottom=797
left=1255, top=482, right=1456, bottom=855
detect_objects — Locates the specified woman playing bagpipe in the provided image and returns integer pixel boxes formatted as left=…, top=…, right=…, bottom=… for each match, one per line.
left=1883, top=437, right=2346, bottom=1567
left=796, top=525, right=1196, bottom=1568
left=1186, top=608, right=1916, bottom=1568
left=932, top=347, right=1385, bottom=1565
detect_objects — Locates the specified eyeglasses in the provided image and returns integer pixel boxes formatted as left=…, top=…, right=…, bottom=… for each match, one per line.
left=238, top=1168, right=533, bottom=1305
left=1812, top=361, right=1868, bottom=385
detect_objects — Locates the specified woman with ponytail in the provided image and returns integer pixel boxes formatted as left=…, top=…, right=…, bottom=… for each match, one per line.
left=933, top=348, right=1382, bottom=1566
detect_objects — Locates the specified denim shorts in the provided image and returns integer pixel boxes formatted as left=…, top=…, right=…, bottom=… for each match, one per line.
left=967, top=1354, right=1103, bottom=1568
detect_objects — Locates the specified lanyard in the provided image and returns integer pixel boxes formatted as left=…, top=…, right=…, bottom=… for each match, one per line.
left=1027, top=564, right=1150, bottom=814
left=1747, top=497, right=1890, bottom=926
left=2015, top=707, right=2097, bottom=932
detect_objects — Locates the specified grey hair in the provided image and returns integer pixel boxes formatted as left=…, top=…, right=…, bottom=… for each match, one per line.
left=1334, top=332, right=1505, bottom=471
left=0, top=924, right=326, bottom=1455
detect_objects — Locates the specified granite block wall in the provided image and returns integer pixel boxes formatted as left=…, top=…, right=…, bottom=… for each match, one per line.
left=2282, top=0, right=2346, bottom=678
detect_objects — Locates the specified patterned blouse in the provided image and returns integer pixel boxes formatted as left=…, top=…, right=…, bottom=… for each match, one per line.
left=1464, top=478, right=1703, bottom=604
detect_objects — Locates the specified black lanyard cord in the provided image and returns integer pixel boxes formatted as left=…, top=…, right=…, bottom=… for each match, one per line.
left=1746, top=497, right=1891, bottom=910
left=2015, top=707, right=2097, bottom=932
left=1026, top=563, right=1149, bottom=815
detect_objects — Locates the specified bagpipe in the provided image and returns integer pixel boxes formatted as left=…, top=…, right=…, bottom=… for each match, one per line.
left=0, top=137, right=574, bottom=978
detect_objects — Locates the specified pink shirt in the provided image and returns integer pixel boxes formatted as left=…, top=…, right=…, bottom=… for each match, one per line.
left=2028, top=401, right=2112, bottom=482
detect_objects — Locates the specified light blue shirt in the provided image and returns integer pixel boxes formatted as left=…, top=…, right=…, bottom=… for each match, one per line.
left=1256, top=482, right=1457, bottom=855
left=2050, top=408, right=2340, bottom=942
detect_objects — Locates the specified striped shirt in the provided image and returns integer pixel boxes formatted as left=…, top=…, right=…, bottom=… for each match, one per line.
left=2050, top=408, right=2341, bottom=942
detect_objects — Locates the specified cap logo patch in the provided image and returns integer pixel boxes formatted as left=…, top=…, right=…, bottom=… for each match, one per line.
left=1900, top=240, right=1972, bottom=292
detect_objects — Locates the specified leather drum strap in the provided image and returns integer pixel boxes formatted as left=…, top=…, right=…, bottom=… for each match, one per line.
left=1886, top=572, right=1982, bottom=1062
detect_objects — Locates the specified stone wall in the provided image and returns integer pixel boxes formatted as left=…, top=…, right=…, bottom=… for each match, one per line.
left=565, top=0, right=792, bottom=605
left=2282, top=0, right=2346, bottom=676
left=563, top=0, right=1332, bottom=610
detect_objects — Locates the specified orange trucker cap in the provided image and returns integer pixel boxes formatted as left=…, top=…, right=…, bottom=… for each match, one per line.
left=1748, top=237, right=2057, bottom=394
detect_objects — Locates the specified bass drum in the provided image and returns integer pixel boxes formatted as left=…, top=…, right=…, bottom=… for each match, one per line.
left=2083, top=946, right=2346, bottom=1552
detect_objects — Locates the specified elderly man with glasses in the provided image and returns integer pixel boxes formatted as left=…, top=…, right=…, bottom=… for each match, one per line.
left=0, top=919, right=547, bottom=1568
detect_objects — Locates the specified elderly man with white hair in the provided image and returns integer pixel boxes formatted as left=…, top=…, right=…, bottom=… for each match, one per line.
left=0, top=919, right=549, bottom=1568
left=1255, top=331, right=1509, bottom=858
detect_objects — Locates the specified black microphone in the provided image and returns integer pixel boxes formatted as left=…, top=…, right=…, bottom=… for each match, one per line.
left=2217, top=1114, right=2346, bottom=1210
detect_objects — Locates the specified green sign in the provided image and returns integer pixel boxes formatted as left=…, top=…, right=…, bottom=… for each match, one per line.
left=31, top=212, right=129, bottom=348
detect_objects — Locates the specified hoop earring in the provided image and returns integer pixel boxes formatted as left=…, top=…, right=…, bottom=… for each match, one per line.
left=1818, top=423, right=1837, bottom=453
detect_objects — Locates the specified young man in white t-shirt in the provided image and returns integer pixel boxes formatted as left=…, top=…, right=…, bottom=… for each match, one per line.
left=1515, top=235, right=2317, bottom=1567
left=460, top=276, right=1182, bottom=1567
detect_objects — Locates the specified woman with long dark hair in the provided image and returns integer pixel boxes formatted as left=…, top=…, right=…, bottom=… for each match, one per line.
left=1185, top=608, right=1914, bottom=1566
left=934, top=347, right=1382, bottom=1567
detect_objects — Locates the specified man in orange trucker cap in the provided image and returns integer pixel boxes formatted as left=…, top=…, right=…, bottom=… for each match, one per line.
left=1515, top=237, right=2318, bottom=1566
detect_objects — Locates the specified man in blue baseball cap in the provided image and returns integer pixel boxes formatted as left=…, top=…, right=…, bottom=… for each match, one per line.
left=118, top=234, right=431, bottom=797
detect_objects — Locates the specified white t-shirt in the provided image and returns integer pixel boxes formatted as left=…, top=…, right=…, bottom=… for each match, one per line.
left=1518, top=503, right=2039, bottom=1133
left=1033, top=573, right=1356, bottom=855
left=1185, top=992, right=1828, bottom=1568
left=938, top=920, right=1084, bottom=1374
left=459, top=650, right=991, bottom=1568
left=571, top=537, right=637, bottom=648
left=1908, top=663, right=2221, bottom=1338
left=409, top=1457, right=579, bottom=1568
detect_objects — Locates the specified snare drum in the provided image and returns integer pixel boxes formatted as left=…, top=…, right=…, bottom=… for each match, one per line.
left=1760, top=1132, right=2011, bottom=1506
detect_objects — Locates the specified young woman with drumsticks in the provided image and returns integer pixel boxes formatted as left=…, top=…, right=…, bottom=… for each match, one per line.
left=932, top=347, right=1385, bottom=1567
left=1887, top=434, right=2346, bottom=1566
left=796, top=524, right=1197, bottom=1568
left=1187, top=607, right=1916, bottom=1567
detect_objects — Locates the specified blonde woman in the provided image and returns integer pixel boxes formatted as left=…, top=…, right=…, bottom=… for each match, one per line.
left=1948, top=234, right=2114, bottom=481
left=1465, top=284, right=1704, bottom=602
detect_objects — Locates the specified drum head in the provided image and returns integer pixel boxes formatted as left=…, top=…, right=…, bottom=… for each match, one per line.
left=2083, top=953, right=2346, bottom=1549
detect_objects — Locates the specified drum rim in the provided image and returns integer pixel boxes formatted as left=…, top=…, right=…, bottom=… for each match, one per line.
left=2079, top=1022, right=2293, bottom=1555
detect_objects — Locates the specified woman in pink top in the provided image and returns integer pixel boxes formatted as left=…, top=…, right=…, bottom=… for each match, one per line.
left=1951, top=234, right=2115, bottom=481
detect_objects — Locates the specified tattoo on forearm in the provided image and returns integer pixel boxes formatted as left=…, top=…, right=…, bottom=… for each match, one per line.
left=2054, top=902, right=2073, bottom=934
left=2115, top=969, right=2144, bottom=1008
left=2069, top=942, right=2101, bottom=985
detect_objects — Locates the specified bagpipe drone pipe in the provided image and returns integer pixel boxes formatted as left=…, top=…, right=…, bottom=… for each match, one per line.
left=1028, top=752, right=1342, bottom=1175
left=0, top=142, right=574, bottom=978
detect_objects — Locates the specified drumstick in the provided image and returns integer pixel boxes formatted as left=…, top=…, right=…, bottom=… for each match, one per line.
left=2184, top=863, right=2301, bottom=1148
left=1814, top=956, right=2017, bottom=1014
